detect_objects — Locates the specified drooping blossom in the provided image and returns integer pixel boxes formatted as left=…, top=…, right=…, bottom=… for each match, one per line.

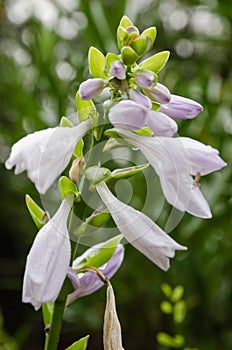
left=5, top=119, right=92, bottom=194
left=67, top=244, right=124, bottom=305
left=109, top=97, right=177, bottom=136
left=96, top=182, right=186, bottom=271
left=159, top=94, right=203, bottom=120
left=22, top=196, right=73, bottom=310
left=116, top=129, right=227, bottom=218
left=79, top=78, right=107, bottom=100
left=110, top=60, right=126, bottom=80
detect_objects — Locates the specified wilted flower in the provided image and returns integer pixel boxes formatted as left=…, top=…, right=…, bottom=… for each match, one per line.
left=116, top=129, right=226, bottom=218
left=22, top=196, right=73, bottom=310
left=5, top=120, right=92, bottom=194
left=67, top=244, right=124, bottom=305
left=96, top=182, right=186, bottom=271
left=79, top=78, right=107, bottom=100
left=110, top=60, right=126, bottom=80
left=159, top=94, right=203, bottom=120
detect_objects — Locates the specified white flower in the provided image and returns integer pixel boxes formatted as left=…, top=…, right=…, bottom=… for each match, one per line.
left=96, top=182, right=186, bottom=271
left=5, top=119, right=92, bottom=194
left=116, top=130, right=226, bottom=218
left=22, top=196, right=73, bottom=310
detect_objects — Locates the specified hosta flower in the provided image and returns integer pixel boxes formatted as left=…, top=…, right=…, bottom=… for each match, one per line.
left=110, top=60, right=126, bottom=80
left=79, top=78, right=107, bottom=100
left=67, top=244, right=124, bottom=305
left=159, top=94, right=203, bottom=120
left=134, top=70, right=154, bottom=89
left=5, top=119, right=92, bottom=194
left=22, top=196, right=73, bottom=310
left=109, top=98, right=177, bottom=136
left=143, top=83, right=171, bottom=104
left=116, top=129, right=226, bottom=218
left=96, top=182, right=186, bottom=271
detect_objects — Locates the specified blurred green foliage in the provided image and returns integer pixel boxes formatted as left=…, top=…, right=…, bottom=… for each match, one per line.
left=0, top=0, right=231, bottom=349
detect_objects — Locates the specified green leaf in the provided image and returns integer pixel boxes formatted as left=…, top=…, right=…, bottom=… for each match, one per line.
left=157, top=332, right=185, bottom=348
left=160, top=301, right=173, bottom=314
left=130, top=37, right=147, bottom=56
left=58, top=176, right=79, bottom=199
left=75, top=234, right=123, bottom=269
left=25, top=194, right=48, bottom=229
left=65, top=335, right=89, bottom=350
left=85, top=166, right=111, bottom=185
left=117, top=26, right=129, bottom=50
left=60, top=116, right=74, bottom=128
left=119, top=15, right=134, bottom=29
left=173, top=300, right=187, bottom=324
left=121, top=46, right=139, bottom=66
left=76, top=91, right=96, bottom=122
left=88, top=46, right=108, bottom=79
left=107, top=163, right=149, bottom=181
left=75, top=209, right=111, bottom=236
left=139, top=51, right=170, bottom=73
left=73, top=138, right=84, bottom=158
left=171, top=285, right=184, bottom=303
left=161, top=283, right=173, bottom=298
left=42, top=302, right=54, bottom=327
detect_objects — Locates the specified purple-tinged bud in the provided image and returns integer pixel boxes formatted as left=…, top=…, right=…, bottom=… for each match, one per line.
left=126, top=26, right=139, bottom=36
left=109, top=100, right=147, bottom=130
left=147, top=110, right=178, bottom=137
left=129, top=89, right=152, bottom=109
left=159, top=95, right=203, bottom=119
left=110, top=60, right=126, bottom=80
left=79, top=78, right=106, bottom=100
left=134, top=70, right=154, bottom=89
left=66, top=245, right=124, bottom=304
left=143, top=83, right=171, bottom=104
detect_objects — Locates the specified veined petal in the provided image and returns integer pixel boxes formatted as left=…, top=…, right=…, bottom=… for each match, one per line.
left=109, top=100, right=147, bottom=130
left=96, top=182, right=186, bottom=271
left=143, top=83, right=171, bottom=104
left=79, top=78, right=106, bottom=100
left=5, top=119, right=92, bottom=194
left=67, top=245, right=124, bottom=304
left=22, top=197, right=73, bottom=310
left=159, top=95, right=203, bottom=119
left=147, top=110, right=178, bottom=136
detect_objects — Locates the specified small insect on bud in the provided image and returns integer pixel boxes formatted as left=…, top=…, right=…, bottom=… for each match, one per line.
left=69, top=158, right=85, bottom=184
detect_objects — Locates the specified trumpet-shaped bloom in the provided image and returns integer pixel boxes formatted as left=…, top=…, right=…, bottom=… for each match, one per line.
left=116, top=130, right=226, bottom=218
left=96, top=182, right=186, bottom=271
left=22, top=196, right=73, bottom=310
left=109, top=98, right=177, bottom=136
left=159, top=94, right=203, bottom=120
left=5, top=119, right=92, bottom=194
left=67, top=244, right=124, bottom=305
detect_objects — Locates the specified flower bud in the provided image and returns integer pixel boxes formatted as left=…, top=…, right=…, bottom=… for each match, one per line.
left=79, top=78, right=106, bottom=100
left=143, top=83, right=171, bottom=104
left=69, top=157, right=85, bottom=184
left=134, top=70, right=155, bottom=88
left=159, top=95, right=203, bottom=119
left=147, top=110, right=178, bottom=137
left=110, top=60, right=126, bottom=80
left=128, top=89, right=152, bottom=109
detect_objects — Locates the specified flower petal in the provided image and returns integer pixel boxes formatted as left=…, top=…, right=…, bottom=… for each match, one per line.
left=128, top=89, right=152, bottom=109
left=79, top=78, right=106, bottom=100
left=147, top=110, right=178, bottom=136
left=159, top=95, right=203, bottom=119
left=110, top=60, right=126, bottom=80
left=143, top=83, right=171, bottom=104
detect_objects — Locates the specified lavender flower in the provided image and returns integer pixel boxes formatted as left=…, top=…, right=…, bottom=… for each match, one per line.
left=134, top=70, right=154, bottom=88
left=110, top=60, right=126, bottom=80
left=79, top=78, right=107, bottom=100
left=143, top=83, right=171, bottom=104
left=96, top=182, right=186, bottom=271
left=159, top=95, right=203, bottom=119
left=116, top=129, right=226, bottom=218
left=67, top=244, right=124, bottom=305
left=22, top=196, right=73, bottom=310
left=5, top=120, right=92, bottom=194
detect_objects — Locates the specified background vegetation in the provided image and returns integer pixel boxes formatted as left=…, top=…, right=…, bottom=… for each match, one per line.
left=0, top=0, right=231, bottom=349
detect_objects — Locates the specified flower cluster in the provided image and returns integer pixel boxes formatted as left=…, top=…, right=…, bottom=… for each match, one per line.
left=5, top=15, right=226, bottom=336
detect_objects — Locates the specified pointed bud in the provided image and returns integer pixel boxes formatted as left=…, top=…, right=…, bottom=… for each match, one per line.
left=25, top=194, right=49, bottom=229
left=110, top=60, right=126, bottom=80
left=134, top=70, right=155, bottom=89
left=69, top=157, right=85, bottom=184
left=79, top=78, right=106, bottom=100
left=159, top=95, right=203, bottom=119
left=147, top=110, right=178, bottom=137
left=143, top=83, right=171, bottom=104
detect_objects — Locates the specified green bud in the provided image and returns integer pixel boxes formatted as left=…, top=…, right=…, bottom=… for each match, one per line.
left=60, top=116, right=74, bottom=128
left=88, top=46, right=109, bottom=79
left=160, top=301, right=173, bottom=314
left=107, top=163, right=149, bottom=181
left=161, top=283, right=173, bottom=298
left=75, top=209, right=111, bottom=237
left=119, top=15, right=134, bottom=29
left=121, top=46, right=139, bottom=66
left=73, top=138, right=84, bottom=158
left=117, top=26, right=129, bottom=50
left=130, top=37, right=147, bottom=56
left=173, top=300, right=187, bottom=324
left=76, top=91, right=96, bottom=122
left=171, top=285, right=184, bottom=303
left=58, top=176, right=79, bottom=200
left=65, top=335, right=89, bottom=350
left=157, top=333, right=185, bottom=348
left=139, top=50, right=170, bottom=73
left=85, top=166, right=111, bottom=185
left=141, top=26, right=157, bottom=51
left=25, top=194, right=49, bottom=229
